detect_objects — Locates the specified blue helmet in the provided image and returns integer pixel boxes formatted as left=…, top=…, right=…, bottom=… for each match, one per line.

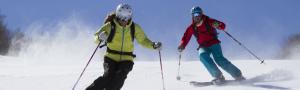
left=191, top=6, right=202, bottom=17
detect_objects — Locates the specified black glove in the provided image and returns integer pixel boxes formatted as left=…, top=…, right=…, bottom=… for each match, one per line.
left=153, top=42, right=162, bottom=50
left=177, top=45, right=184, bottom=52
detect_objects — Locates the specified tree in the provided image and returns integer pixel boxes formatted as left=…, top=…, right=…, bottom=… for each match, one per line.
left=0, top=13, right=10, bottom=55
left=279, top=34, right=300, bottom=59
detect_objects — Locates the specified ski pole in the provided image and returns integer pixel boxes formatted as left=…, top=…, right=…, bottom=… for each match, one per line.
left=223, top=31, right=265, bottom=64
left=176, top=52, right=182, bottom=80
left=158, top=50, right=166, bottom=90
left=72, top=41, right=102, bottom=90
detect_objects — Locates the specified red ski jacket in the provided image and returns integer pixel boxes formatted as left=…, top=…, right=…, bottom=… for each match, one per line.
left=179, top=15, right=226, bottom=48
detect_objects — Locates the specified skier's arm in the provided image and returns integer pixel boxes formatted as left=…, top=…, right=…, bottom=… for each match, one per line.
left=134, top=24, right=155, bottom=49
left=208, top=18, right=226, bottom=30
left=179, top=26, right=194, bottom=49
left=94, top=23, right=110, bottom=44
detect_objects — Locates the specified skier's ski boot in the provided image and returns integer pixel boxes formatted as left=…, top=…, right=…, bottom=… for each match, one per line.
left=211, top=75, right=225, bottom=85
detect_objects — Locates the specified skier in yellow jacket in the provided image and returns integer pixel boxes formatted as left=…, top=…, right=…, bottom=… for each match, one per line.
left=86, top=3, right=162, bottom=90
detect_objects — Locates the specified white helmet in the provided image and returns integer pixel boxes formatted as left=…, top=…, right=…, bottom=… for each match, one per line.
left=116, top=3, right=132, bottom=21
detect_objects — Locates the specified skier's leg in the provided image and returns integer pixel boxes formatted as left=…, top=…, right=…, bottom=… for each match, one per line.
left=198, top=47, right=223, bottom=79
left=86, top=57, right=118, bottom=90
left=210, top=44, right=243, bottom=79
left=107, top=60, right=134, bottom=90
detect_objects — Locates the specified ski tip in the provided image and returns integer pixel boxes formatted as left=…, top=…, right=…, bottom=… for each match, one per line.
left=189, top=81, right=213, bottom=87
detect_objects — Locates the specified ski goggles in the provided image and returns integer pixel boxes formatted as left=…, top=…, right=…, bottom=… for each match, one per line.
left=193, top=13, right=202, bottom=17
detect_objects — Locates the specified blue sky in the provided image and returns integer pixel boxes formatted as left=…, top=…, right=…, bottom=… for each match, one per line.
left=1, top=0, right=300, bottom=60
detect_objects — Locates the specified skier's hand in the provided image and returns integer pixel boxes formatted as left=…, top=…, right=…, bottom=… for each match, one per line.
left=178, top=45, right=184, bottom=52
left=213, top=22, right=221, bottom=28
left=153, top=42, right=162, bottom=50
left=213, top=21, right=225, bottom=30
left=98, top=32, right=108, bottom=42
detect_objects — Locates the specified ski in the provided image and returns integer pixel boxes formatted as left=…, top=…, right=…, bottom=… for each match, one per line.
left=190, top=81, right=213, bottom=87
left=190, top=80, right=246, bottom=87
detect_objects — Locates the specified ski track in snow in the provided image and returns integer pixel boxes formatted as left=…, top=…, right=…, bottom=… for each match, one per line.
left=0, top=56, right=299, bottom=90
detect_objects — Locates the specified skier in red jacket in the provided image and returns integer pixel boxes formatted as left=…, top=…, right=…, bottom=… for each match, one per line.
left=178, top=6, right=245, bottom=84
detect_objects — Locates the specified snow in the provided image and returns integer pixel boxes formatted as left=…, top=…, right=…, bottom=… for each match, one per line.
left=0, top=55, right=299, bottom=90
left=1, top=16, right=299, bottom=90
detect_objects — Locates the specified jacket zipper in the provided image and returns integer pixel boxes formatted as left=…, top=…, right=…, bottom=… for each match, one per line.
left=119, top=27, right=125, bottom=60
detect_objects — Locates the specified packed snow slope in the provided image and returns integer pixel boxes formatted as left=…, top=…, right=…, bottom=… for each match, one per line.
left=0, top=55, right=298, bottom=90
left=1, top=16, right=298, bottom=90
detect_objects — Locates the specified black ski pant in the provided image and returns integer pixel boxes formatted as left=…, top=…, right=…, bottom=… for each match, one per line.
left=86, top=57, right=134, bottom=90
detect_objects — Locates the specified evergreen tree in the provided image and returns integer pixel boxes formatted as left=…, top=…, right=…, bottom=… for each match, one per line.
left=0, top=13, right=10, bottom=55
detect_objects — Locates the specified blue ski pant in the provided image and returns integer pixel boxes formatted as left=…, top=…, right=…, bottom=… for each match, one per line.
left=198, top=44, right=242, bottom=79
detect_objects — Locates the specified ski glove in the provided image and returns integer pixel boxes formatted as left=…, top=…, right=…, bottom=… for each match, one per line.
left=153, top=42, right=162, bottom=50
left=177, top=45, right=184, bottom=52
left=212, top=21, right=225, bottom=30
left=213, top=22, right=221, bottom=28
left=98, top=32, right=108, bottom=42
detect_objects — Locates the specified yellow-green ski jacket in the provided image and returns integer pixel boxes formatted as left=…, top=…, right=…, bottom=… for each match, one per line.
left=95, top=19, right=155, bottom=62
